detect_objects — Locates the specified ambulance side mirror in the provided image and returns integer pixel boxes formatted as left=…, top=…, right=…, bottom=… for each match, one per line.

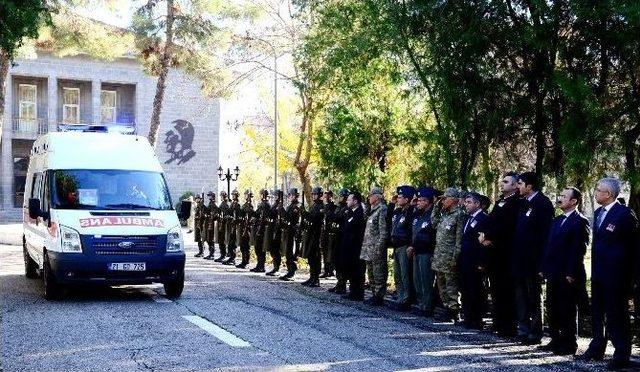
left=178, top=200, right=191, bottom=221
left=28, top=198, right=42, bottom=220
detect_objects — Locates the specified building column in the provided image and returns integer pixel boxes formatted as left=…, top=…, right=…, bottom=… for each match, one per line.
left=1, top=134, right=12, bottom=211
left=48, top=76, right=57, bottom=132
left=92, top=78, right=101, bottom=125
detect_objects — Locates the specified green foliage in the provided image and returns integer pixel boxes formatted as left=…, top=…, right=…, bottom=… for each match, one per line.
left=0, top=0, right=51, bottom=60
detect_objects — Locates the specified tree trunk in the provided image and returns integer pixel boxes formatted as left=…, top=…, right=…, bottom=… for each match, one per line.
left=147, top=0, right=175, bottom=148
left=294, top=92, right=314, bottom=205
left=0, top=48, right=10, bottom=145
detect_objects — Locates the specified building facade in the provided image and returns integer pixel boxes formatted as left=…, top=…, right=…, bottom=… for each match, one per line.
left=1, top=52, right=220, bottom=221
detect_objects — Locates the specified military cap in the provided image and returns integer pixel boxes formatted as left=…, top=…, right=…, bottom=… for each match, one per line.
left=311, top=186, right=323, bottom=195
left=324, top=190, right=334, bottom=197
left=220, top=190, right=228, bottom=196
left=194, top=195, right=203, bottom=200
left=368, top=186, right=383, bottom=196
left=231, top=189, right=240, bottom=196
left=206, top=191, right=215, bottom=197
left=288, top=188, right=299, bottom=196
left=396, top=185, right=416, bottom=199
left=338, top=188, right=350, bottom=197
left=245, top=189, right=253, bottom=197
left=417, top=187, right=437, bottom=199
left=443, top=187, right=460, bottom=198
left=271, top=188, right=281, bottom=195
left=260, top=189, right=269, bottom=197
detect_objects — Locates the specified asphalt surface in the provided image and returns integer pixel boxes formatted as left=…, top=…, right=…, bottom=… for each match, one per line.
left=1, top=242, right=636, bottom=371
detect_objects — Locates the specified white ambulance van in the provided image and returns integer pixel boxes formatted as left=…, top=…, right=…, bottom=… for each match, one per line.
left=22, top=130, right=191, bottom=300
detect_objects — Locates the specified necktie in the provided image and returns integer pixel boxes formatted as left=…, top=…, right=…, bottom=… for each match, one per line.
left=596, top=208, right=606, bottom=229
left=464, top=216, right=473, bottom=233
left=559, top=215, right=567, bottom=227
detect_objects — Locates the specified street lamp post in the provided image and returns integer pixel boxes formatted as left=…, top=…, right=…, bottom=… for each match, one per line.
left=218, top=166, right=239, bottom=195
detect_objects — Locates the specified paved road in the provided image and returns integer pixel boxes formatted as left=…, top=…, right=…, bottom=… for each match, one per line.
left=1, top=243, right=634, bottom=371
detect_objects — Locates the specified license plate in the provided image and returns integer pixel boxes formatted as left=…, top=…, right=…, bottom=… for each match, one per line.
left=108, top=262, right=146, bottom=271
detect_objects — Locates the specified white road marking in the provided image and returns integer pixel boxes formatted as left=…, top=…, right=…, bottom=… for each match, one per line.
left=182, top=315, right=251, bottom=347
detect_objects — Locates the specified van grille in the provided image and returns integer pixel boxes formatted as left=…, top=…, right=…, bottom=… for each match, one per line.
left=90, top=235, right=161, bottom=255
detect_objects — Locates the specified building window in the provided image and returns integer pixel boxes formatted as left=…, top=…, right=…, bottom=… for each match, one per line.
left=18, top=84, right=37, bottom=130
left=62, top=87, right=80, bottom=124
left=101, top=90, right=117, bottom=124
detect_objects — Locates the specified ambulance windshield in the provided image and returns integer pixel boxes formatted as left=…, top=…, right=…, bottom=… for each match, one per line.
left=51, top=169, right=173, bottom=210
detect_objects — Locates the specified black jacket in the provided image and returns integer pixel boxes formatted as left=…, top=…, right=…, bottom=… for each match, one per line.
left=511, top=192, right=554, bottom=277
left=540, top=210, right=590, bottom=281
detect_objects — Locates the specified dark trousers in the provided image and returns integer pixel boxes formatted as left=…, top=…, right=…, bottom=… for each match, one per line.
left=254, top=236, right=265, bottom=269
left=284, top=235, right=297, bottom=274
left=270, top=239, right=281, bottom=269
left=217, top=242, right=227, bottom=257
left=515, top=275, right=543, bottom=340
left=588, top=279, right=631, bottom=361
left=461, top=265, right=486, bottom=325
left=321, top=237, right=334, bottom=274
left=197, top=241, right=204, bottom=254
left=308, top=247, right=321, bottom=280
left=239, top=241, right=250, bottom=264
left=547, top=277, right=579, bottom=349
left=347, top=259, right=365, bottom=297
left=489, top=267, right=517, bottom=335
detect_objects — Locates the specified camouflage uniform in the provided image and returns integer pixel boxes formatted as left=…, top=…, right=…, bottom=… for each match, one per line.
left=360, top=199, right=389, bottom=302
left=431, top=190, right=465, bottom=314
left=215, top=195, right=229, bottom=261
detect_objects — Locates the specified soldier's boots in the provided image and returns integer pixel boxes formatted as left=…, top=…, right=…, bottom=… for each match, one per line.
left=328, top=283, right=346, bottom=294
left=265, top=266, right=280, bottom=276
left=250, top=265, right=265, bottom=272
left=194, top=252, right=204, bottom=258
left=214, top=255, right=225, bottom=262
left=235, top=262, right=247, bottom=269
left=279, top=271, right=295, bottom=281
left=363, top=297, right=385, bottom=306
left=222, top=258, right=235, bottom=265
left=319, top=271, right=334, bottom=279
left=301, top=277, right=320, bottom=287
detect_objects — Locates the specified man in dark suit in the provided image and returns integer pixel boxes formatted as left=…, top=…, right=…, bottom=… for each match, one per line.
left=578, top=178, right=639, bottom=370
left=340, top=192, right=367, bottom=300
left=512, top=171, right=554, bottom=345
left=480, top=171, right=520, bottom=337
left=460, top=192, right=490, bottom=329
left=539, top=187, right=589, bottom=355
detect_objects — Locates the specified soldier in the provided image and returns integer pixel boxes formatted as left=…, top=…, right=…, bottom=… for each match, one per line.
left=360, top=186, right=388, bottom=306
left=320, top=190, right=336, bottom=278
left=329, top=188, right=350, bottom=294
left=214, top=191, right=229, bottom=262
left=512, top=172, right=554, bottom=345
left=408, top=187, right=437, bottom=317
left=479, top=171, right=520, bottom=337
left=390, top=185, right=416, bottom=311
left=341, top=191, right=366, bottom=300
left=223, top=190, right=241, bottom=265
left=578, top=178, right=639, bottom=370
left=539, top=187, right=589, bottom=356
left=279, top=188, right=301, bottom=281
left=250, top=189, right=270, bottom=272
left=235, top=190, right=254, bottom=269
left=459, top=192, right=490, bottom=329
left=431, top=187, right=465, bottom=323
left=301, top=187, right=324, bottom=287
left=204, top=192, right=219, bottom=259
left=193, top=195, right=205, bottom=257
left=265, top=189, right=284, bottom=276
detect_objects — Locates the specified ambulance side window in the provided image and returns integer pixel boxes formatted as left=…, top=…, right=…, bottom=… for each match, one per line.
left=30, top=173, right=42, bottom=199
left=41, top=171, right=51, bottom=215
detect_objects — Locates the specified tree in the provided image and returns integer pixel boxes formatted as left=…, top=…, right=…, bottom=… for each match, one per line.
left=0, top=0, right=51, bottom=143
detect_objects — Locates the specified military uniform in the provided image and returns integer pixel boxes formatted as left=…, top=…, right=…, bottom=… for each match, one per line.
left=193, top=197, right=205, bottom=257
left=411, top=187, right=437, bottom=315
left=250, top=190, right=269, bottom=272
left=301, top=187, right=324, bottom=287
left=235, top=191, right=254, bottom=268
left=204, top=193, right=219, bottom=259
left=279, top=189, right=301, bottom=280
left=360, top=187, right=388, bottom=305
left=215, top=194, right=229, bottom=262
left=390, top=185, right=416, bottom=307
left=329, top=188, right=350, bottom=293
left=320, top=194, right=336, bottom=278
left=265, top=190, right=283, bottom=276
left=224, top=191, right=241, bottom=265
left=431, top=188, right=465, bottom=321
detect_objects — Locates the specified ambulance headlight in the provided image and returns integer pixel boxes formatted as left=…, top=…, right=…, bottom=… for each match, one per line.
left=166, top=225, right=183, bottom=252
left=60, top=226, right=83, bottom=253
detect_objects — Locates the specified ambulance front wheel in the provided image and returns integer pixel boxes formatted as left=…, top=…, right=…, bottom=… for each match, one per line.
left=164, top=269, right=184, bottom=299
